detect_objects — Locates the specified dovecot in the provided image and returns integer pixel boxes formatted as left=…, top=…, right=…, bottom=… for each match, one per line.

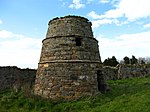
left=34, top=15, right=102, bottom=100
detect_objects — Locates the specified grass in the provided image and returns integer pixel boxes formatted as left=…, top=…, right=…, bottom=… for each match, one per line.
left=1, top=76, right=150, bottom=112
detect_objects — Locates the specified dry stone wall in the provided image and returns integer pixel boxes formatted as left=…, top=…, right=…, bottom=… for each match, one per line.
left=0, top=66, right=36, bottom=91
left=118, top=64, right=150, bottom=79
left=103, top=66, right=118, bottom=80
left=103, top=64, right=150, bottom=80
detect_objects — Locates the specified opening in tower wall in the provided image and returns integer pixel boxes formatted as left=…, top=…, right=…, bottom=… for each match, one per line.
left=97, top=70, right=106, bottom=93
left=75, top=37, right=82, bottom=46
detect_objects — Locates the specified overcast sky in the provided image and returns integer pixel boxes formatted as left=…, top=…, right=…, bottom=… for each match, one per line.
left=0, top=0, right=150, bottom=68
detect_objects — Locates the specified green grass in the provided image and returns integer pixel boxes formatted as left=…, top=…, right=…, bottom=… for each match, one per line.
left=1, top=76, right=150, bottom=112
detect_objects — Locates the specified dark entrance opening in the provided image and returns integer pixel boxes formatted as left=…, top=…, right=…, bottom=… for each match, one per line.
left=75, top=37, right=81, bottom=46
left=97, top=70, right=107, bottom=93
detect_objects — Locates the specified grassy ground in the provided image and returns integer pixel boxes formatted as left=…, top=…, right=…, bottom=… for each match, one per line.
left=1, top=76, right=150, bottom=112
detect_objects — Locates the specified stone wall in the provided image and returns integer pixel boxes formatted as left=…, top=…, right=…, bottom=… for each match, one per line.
left=103, top=66, right=118, bottom=80
left=0, top=66, right=36, bottom=91
left=1, top=65, right=150, bottom=93
left=103, top=64, right=150, bottom=80
left=34, top=62, right=101, bottom=99
left=118, top=64, right=150, bottom=79
left=40, top=36, right=100, bottom=62
left=47, top=15, right=93, bottom=38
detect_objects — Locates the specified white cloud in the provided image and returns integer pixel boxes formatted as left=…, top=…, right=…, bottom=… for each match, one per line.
left=0, top=30, right=24, bottom=39
left=60, top=0, right=69, bottom=7
left=88, top=0, right=150, bottom=26
left=118, top=0, right=150, bottom=21
left=69, top=0, right=85, bottom=9
left=88, top=11, right=126, bottom=28
left=144, top=23, right=150, bottom=29
left=92, top=19, right=119, bottom=28
left=99, top=0, right=110, bottom=3
left=112, top=0, right=150, bottom=21
left=0, top=20, right=2, bottom=24
left=88, top=11, right=101, bottom=19
left=88, top=10, right=126, bottom=28
left=97, top=32, right=150, bottom=61
left=0, top=30, right=42, bottom=68
left=100, top=9, right=123, bottom=19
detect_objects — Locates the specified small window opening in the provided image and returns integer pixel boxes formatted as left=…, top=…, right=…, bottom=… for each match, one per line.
left=75, top=37, right=81, bottom=46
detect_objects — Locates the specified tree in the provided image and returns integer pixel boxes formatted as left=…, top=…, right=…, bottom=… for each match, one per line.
left=141, top=60, right=145, bottom=64
left=103, top=59, right=109, bottom=66
left=123, top=56, right=130, bottom=64
left=130, top=55, right=138, bottom=65
left=103, top=56, right=119, bottom=67
left=138, top=57, right=146, bottom=64
left=145, top=57, right=150, bottom=64
left=111, top=56, right=119, bottom=66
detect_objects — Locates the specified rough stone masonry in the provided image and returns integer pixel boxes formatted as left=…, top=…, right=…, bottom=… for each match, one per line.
left=34, top=15, right=103, bottom=100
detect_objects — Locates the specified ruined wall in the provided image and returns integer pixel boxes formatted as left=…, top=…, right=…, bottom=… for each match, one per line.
left=1, top=65, right=150, bottom=93
left=117, top=64, right=150, bottom=79
left=103, top=66, right=118, bottom=80
left=0, top=66, right=36, bottom=91
left=103, top=64, right=150, bottom=80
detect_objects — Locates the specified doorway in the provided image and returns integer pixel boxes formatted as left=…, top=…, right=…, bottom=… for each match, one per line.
left=97, top=70, right=106, bottom=93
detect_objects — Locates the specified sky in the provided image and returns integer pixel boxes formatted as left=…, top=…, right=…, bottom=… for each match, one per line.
left=0, top=0, right=150, bottom=68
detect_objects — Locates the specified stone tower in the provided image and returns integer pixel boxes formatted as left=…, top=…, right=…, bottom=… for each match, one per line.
left=34, top=15, right=102, bottom=100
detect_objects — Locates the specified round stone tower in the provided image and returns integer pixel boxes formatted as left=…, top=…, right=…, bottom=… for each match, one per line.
left=34, top=15, right=102, bottom=100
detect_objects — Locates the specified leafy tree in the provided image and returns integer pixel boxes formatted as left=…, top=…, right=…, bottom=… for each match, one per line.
left=123, top=56, right=130, bottom=64
left=103, top=59, right=109, bottom=66
left=145, top=57, right=150, bottom=64
left=111, top=56, right=119, bottom=66
left=141, top=60, right=145, bottom=64
left=138, top=57, right=146, bottom=64
left=103, top=56, right=119, bottom=67
left=130, top=55, right=138, bottom=65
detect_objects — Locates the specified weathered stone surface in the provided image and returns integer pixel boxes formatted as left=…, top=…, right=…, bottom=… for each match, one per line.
left=34, top=15, right=102, bottom=100
left=47, top=16, right=93, bottom=38
left=1, top=65, right=150, bottom=97
left=103, top=64, right=150, bottom=80
left=103, top=66, right=118, bottom=80
left=0, top=66, right=36, bottom=91
left=118, top=64, right=150, bottom=79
